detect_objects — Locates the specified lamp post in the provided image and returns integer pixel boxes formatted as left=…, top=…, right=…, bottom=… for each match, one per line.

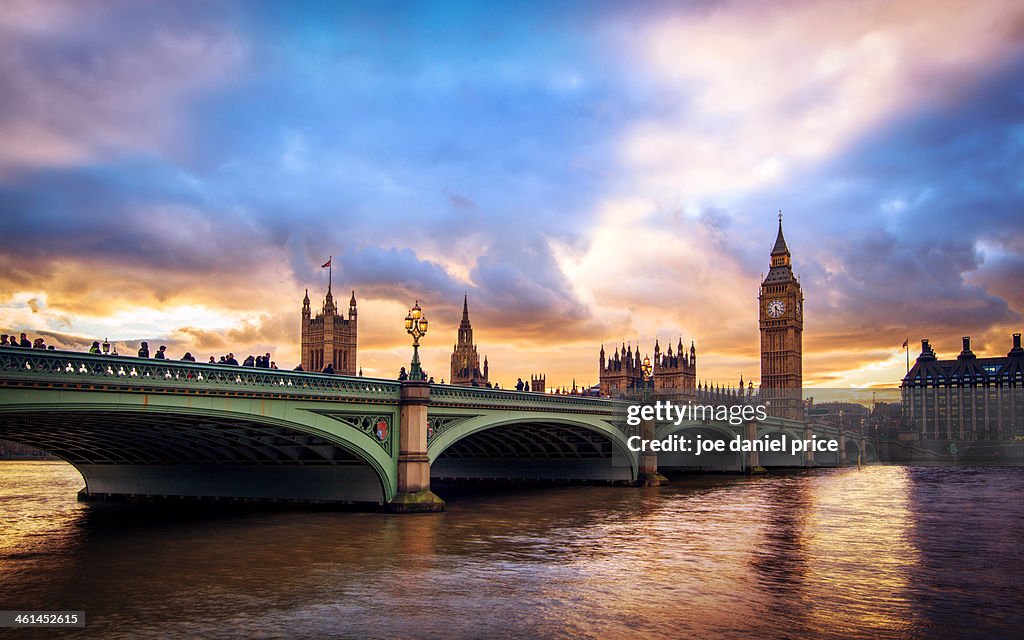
left=404, top=300, right=429, bottom=381
left=641, top=354, right=653, bottom=403
left=102, top=338, right=110, bottom=355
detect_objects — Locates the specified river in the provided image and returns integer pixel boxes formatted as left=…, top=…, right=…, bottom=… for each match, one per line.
left=1, top=462, right=1021, bottom=639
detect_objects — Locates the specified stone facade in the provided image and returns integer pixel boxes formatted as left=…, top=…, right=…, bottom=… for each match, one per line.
left=301, top=287, right=357, bottom=375
left=759, top=216, right=804, bottom=421
left=450, top=296, right=489, bottom=386
left=902, top=335, right=1024, bottom=441
left=598, top=339, right=697, bottom=396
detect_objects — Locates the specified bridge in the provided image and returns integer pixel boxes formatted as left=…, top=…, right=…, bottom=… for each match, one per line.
left=0, top=348, right=869, bottom=511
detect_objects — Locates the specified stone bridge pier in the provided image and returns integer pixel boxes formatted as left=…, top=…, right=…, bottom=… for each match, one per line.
left=804, top=423, right=815, bottom=466
left=637, top=415, right=667, bottom=486
left=391, top=381, right=445, bottom=512
left=745, top=420, right=761, bottom=472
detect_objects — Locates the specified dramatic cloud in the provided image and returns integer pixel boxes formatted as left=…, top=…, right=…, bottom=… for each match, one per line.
left=0, top=1, right=1022, bottom=389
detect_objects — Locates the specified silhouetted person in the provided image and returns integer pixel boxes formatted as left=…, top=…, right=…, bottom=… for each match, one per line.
left=138, top=341, right=150, bottom=358
left=181, top=352, right=196, bottom=362
left=322, top=363, right=335, bottom=374
left=19, top=333, right=30, bottom=348
left=294, top=363, right=304, bottom=372
left=155, top=345, right=167, bottom=360
left=218, top=356, right=227, bottom=364
left=33, top=338, right=46, bottom=349
left=1, top=334, right=9, bottom=346
left=89, top=341, right=101, bottom=354
left=516, top=378, right=524, bottom=391
left=243, top=355, right=256, bottom=367
left=398, top=367, right=408, bottom=381
left=47, top=345, right=55, bottom=350
left=226, top=353, right=239, bottom=365
left=270, top=361, right=278, bottom=369
left=209, top=356, right=216, bottom=364
left=428, top=376, right=435, bottom=383
left=258, top=353, right=271, bottom=368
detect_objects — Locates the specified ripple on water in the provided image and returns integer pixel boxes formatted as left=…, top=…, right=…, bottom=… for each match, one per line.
left=1, top=463, right=1023, bottom=639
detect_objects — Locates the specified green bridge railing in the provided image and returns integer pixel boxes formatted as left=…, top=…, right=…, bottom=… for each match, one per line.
left=0, top=347, right=401, bottom=402
left=0, top=347, right=624, bottom=413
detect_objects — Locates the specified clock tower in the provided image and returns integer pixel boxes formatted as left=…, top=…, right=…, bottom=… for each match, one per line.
left=759, top=214, right=804, bottom=421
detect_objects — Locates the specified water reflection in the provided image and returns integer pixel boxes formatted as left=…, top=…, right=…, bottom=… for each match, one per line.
left=0, top=462, right=1022, bottom=639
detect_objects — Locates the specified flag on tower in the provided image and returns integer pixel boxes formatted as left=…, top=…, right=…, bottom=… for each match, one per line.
left=322, top=258, right=332, bottom=269
left=901, top=338, right=908, bottom=349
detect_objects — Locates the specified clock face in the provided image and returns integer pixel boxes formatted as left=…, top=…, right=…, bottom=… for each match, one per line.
left=767, top=299, right=786, bottom=318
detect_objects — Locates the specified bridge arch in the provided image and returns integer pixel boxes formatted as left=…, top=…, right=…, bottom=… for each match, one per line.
left=845, top=437, right=861, bottom=462
left=427, top=413, right=637, bottom=482
left=0, top=396, right=397, bottom=504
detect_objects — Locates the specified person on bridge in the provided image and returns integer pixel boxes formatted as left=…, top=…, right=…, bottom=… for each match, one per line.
left=33, top=338, right=46, bottom=349
left=1, top=334, right=9, bottom=346
left=138, top=342, right=150, bottom=358
left=181, top=352, right=196, bottom=362
left=516, top=378, right=524, bottom=391
left=89, top=341, right=101, bottom=354
left=323, top=363, right=335, bottom=374
left=208, top=356, right=216, bottom=363
left=155, top=345, right=167, bottom=360
left=19, top=333, right=30, bottom=348
left=398, top=367, right=408, bottom=381
left=293, top=363, right=304, bottom=371
left=243, top=355, right=256, bottom=367
left=226, top=353, right=239, bottom=365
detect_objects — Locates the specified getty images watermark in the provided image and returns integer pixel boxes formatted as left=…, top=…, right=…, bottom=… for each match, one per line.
left=624, top=400, right=839, bottom=456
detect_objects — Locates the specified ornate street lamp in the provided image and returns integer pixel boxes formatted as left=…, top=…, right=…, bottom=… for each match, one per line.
left=641, top=354, right=653, bottom=403
left=404, top=300, right=429, bottom=381
left=102, top=338, right=110, bottom=354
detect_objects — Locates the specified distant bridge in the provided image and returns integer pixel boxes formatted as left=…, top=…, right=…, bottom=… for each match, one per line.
left=0, top=348, right=868, bottom=511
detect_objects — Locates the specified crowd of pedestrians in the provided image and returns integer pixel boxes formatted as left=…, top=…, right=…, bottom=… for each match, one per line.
left=2, top=332, right=280, bottom=370
left=4, top=331, right=565, bottom=392
left=1, top=332, right=55, bottom=350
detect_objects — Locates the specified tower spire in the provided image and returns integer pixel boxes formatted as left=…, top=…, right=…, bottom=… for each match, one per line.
left=772, top=211, right=790, bottom=256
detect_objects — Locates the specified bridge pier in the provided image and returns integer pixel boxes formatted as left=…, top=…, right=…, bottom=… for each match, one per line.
left=803, top=423, right=815, bottom=467
left=637, top=416, right=667, bottom=486
left=839, top=431, right=848, bottom=466
left=745, top=420, right=765, bottom=474
left=388, top=381, right=445, bottom=513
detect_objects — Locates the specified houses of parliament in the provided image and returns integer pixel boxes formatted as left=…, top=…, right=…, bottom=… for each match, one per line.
left=597, top=215, right=805, bottom=420
left=298, top=217, right=806, bottom=420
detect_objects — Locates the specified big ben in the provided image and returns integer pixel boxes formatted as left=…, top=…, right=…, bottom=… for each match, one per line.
left=759, top=213, right=804, bottom=421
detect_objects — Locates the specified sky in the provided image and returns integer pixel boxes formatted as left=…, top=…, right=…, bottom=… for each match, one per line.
left=1, top=0, right=1022, bottom=391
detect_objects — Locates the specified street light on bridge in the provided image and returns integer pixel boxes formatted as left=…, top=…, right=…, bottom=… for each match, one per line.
left=404, top=300, right=429, bottom=381
left=641, top=354, right=653, bottom=403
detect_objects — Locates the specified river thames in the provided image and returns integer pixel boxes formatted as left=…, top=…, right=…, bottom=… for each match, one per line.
left=1, top=462, right=1021, bottom=639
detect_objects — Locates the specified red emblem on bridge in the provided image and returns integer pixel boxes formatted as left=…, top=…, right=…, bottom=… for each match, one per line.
left=375, top=419, right=388, bottom=441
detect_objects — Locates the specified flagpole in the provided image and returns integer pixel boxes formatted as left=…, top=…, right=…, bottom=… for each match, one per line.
left=329, top=255, right=332, bottom=292
left=905, top=338, right=909, bottom=375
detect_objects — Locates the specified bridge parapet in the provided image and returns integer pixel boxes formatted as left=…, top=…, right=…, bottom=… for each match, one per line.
left=429, top=384, right=626, bottom=415
left=0, top=347, right=400, bottom=403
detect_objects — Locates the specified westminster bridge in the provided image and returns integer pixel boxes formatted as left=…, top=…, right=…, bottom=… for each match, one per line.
left=0, top=347, right=871, bottom=511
